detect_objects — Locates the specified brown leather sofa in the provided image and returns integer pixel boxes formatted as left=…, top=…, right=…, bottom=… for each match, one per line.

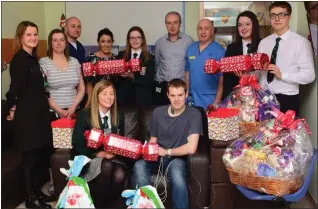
left=51, top=106, right=211, bottom=209
left=210, top=139, right=237, bottom=209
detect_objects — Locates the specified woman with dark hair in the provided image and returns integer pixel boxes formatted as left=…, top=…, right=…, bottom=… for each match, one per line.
left=222, top=11, right=261, bottom=99
left=116, top=26, right=155, bottom=107
left=39, top=29, right=85, bottom=121
left=85, top=28, right=118, bottom=107
left=6, top=21, right=52, bottom=208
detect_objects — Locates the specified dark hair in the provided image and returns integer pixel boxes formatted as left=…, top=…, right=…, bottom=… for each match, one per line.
left=167, top=78, right=187, bottom=94
left=165, top=11, right=182, bottom=23
left=47, top=29, right=70, bottom=60
left=269, top=1, right=292, bottom=15
left=123, top=26, right=149, bottom=61
left=97, top=28, right=114, bottom=42
left=14, top=21, right=38, bottom=56
left=235, top=11, right=261, bottom=54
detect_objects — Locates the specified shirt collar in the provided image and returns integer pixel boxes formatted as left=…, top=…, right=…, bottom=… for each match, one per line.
left=242, top=39, right=251, bottom=46
left=274, top=29, right=291, bottom=41
left=166, top=32, right=182, bottom=41
left=99, top=109, right=111, bottom=120
left=131, top=49, right=142, bottom=58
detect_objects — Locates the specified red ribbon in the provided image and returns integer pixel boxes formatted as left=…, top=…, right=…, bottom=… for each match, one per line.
left=270, top=107, right=311, bottom=135
left=234, top=74, right=260, bottom=90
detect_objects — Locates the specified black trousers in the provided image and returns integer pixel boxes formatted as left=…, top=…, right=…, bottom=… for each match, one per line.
left=152, top=81, right=170, bottom=105
left=275, top=94, right=300, bottom=116
left=22, top=147, right=54, bottom=196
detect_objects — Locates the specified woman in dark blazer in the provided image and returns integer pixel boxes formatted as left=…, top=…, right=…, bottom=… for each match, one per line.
left=116, top=26, right=155, bottom=107
left=72, top=80, right=129, bottom=207
left=222, top=11, right=261, bottom=99
left=6, top=21, right=52, bottom=208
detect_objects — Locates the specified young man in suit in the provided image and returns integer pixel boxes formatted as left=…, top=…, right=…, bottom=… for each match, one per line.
left=257, top=1, right=315, bottom=115
left=185, top=19, right=224, bottom=110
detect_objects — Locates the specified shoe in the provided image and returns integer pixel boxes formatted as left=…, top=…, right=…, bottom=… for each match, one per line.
left=25, top=195, right=40, bottom=208
left=35, top=185, right=57, bottom=203
left=37, top=194, right=52, bottom=208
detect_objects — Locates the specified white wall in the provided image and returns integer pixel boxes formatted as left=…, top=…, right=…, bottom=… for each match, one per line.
left=65, top=2, right=183, bottom=45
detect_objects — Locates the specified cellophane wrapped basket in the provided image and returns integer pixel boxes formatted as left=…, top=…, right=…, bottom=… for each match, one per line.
left=217, top=75, right=280, bottom=135
left=223, top=113, right=314, bottom=196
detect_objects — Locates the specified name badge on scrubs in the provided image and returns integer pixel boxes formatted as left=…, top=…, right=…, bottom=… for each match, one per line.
left=189, top=56, right=195, bottom=60
left=103, top=128, right=111, bottom=136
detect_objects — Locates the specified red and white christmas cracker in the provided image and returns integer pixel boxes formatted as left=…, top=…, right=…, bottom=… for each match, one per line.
left=82, top=59, right=141, bottom=77
left=84, top=129, right=104, bottom=149
left=104, top=134, right=143, bottom=159
left=204, top=53, right=269, bottom=74
left=143, top=142, right=159, bottom=161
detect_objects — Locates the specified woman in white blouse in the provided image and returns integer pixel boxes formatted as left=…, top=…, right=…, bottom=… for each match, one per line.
left=39, top=29, right=85, bottom=120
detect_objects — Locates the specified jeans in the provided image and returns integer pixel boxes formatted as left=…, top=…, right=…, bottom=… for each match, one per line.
left=132, top=157, right=188, bottom=209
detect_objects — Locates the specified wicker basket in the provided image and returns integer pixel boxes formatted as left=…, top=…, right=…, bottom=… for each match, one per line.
left=226, top=167, right=302, bottom=196
left=240, top=121, right=261, bottom=135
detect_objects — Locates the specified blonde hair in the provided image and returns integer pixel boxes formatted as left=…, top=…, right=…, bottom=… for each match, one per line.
left=13, top=21, right=38, bottom=55
left=90, top=80, right=117, bottom=129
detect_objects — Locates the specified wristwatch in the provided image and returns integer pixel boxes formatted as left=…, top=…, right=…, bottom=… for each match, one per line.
left=167, top=149, right=172, bottom=157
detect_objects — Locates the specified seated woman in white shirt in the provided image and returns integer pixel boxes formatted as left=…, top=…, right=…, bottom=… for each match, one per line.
left=39, top=28, right=85, bottom=121
left=222, top=11, right=261, bottom=99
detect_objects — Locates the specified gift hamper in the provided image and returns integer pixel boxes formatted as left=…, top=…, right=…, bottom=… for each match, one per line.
left=217, top=74, right=280, bottom=135
left=223, top=109, right=314, bottom=196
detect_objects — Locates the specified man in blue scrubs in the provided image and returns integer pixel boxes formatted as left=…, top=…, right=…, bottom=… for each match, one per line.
left=185, top=19, right=225, bottom=110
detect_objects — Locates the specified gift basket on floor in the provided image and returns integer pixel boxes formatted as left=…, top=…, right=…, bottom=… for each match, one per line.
left=223, top=108, right=314, bottom=196
left=216, top=74, right=280, bottom=135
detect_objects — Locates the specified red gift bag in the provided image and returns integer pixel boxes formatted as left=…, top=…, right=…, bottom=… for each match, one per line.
left=84, top=129, right=104, bottom=149
left=143, top=143, right=159, bottom=161
left=82, top=62, right=95, bottom=77
left=104, top=134, right=143, bottom=159
left=51, top=118, right=76, bottom=148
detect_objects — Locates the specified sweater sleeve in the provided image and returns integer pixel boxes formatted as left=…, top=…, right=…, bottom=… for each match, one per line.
left=72, top=109, right=96, bottom=159
left=6, top=55, right=28, bottom=109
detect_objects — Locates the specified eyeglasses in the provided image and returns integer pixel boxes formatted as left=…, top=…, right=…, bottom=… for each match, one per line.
left=269, top=13, right=290, bottom=19
left=129, top=37, right=142, bottom=41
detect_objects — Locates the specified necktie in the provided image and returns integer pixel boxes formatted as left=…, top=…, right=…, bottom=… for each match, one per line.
left=246, top=43, right=252, bottom=55
left=101, top=115, right=109, bottom=130
left=133, top=53, right=138, bottom=59
left=267, top=37, right=282, bottom=83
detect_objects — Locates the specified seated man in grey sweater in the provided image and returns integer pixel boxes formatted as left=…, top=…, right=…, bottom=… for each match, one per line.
left=132, top=78, right=203, bottom=209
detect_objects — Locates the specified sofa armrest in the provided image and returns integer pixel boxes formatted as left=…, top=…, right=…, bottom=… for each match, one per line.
left=187, top=136, right=210, bottom=209
left=51, top=148, right=72, bottom=197
left=211, top=139, right=236, bottom=148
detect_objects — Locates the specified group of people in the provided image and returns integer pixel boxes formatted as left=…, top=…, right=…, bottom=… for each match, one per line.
left=5, top=1, right=316, bottom=209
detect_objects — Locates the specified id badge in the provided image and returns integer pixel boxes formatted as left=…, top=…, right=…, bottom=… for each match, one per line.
left=155, top=87, right=162, bottom=93
left=103, top=128, right=111, bottom=136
